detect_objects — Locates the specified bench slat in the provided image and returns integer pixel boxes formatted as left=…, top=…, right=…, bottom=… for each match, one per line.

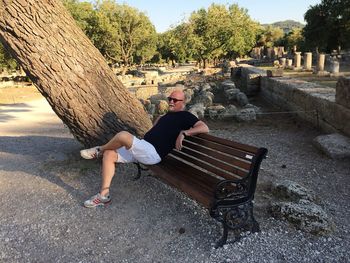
left=150, top=158, right=216, bottom=208
left=183, top=140, right=252, bottom=170
left=195, top=133, right=259, bottom=154
left=161, top=155, right=220, bottom=193
left=172, top=148, right=247, bottom=180
left=186, top=136, right=256, bottom=161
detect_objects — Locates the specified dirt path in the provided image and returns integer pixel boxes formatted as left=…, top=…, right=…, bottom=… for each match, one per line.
left=0, top=98, right=349, bottom=262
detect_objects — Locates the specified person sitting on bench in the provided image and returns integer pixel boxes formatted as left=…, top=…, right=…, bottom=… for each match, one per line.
left=80, top=90, right=209, bottom=208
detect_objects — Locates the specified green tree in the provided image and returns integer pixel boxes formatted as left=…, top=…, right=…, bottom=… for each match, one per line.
left=303, top=0, right=350, bottom=52
left=62, top=0, right=94, bottom=31
left=225, top=4, right=260, bottom=57
left=0, top=43, right=17, bottom=70
left=63, top=0, right=157, bottom=70
left=109, top=3, right=157, bottom=72
left=256, top=25, right=284, bottom=47
left=188, top=4, right=232, bottom=67
left=156, top=23, right=196, bottom=66
left=186, top=3, right=259, bottom=67
left=284, top=28, right=304, bottom=51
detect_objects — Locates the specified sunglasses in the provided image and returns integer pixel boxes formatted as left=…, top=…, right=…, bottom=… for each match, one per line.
left=167, top=97, right=183, bottom=103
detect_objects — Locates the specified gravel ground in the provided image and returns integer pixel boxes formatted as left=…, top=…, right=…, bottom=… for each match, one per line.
left=0, top=98, right=349, bottom=263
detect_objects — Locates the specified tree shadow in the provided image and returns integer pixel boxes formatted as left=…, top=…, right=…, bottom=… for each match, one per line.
left=0, top=102, right=33, bottom=122
left=0, top=135, right=96, bottom=203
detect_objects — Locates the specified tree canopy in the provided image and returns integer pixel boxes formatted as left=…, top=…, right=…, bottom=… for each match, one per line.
left=303, top=0, right=350, bottom=52
left=62, top=0, right=157, bottom=68
left=157, top=3, right=259, bottom=67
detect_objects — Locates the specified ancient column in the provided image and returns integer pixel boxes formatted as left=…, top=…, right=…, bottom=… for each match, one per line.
left=317, top=54, right=325, bottom=72
left=330, top=58, right=340, bottom=75
left=278, top=46, right=285, bottom=58
left=294, top=52, right=301, bottom=69
left=304, top=52, right=312, bottom=70
left=273, top=47, right=279, bottom=59
left=287, top=59, right=293, bottom=69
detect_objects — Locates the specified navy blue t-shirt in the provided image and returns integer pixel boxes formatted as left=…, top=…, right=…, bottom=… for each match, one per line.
left=144, top=111, right=199, bottom=159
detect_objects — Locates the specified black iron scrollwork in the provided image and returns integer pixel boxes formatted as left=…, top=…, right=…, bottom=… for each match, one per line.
left=214, top=179, right=249, bottom=200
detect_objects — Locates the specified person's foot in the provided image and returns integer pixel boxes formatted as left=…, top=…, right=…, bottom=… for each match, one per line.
left=80, top=146, right=101, bottom=159
left=83, top=193, right=111, bottom=208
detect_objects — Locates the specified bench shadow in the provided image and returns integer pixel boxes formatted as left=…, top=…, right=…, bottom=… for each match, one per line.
left=0, top=135, right=96, bottom=203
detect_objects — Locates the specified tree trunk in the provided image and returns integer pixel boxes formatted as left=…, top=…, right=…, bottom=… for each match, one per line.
left=0, top=0, right=152, bottom=146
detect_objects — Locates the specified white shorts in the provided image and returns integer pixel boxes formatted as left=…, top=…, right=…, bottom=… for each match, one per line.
left=116, top=137, right=161, bottom=165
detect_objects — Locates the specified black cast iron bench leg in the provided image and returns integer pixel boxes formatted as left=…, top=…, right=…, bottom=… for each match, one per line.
left=133, top=162, right=149, bottom=180
left=215, top=219, right=229, bottom=248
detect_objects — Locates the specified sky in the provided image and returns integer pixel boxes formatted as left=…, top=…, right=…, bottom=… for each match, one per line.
left=117, top=0, right=321, bottom=33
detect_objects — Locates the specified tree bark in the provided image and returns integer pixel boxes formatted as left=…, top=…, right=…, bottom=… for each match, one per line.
left=0, top=0, right=152, bottom=146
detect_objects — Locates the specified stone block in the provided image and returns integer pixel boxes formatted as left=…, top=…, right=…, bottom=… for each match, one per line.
left=235, top=108, right=256, bottom=122
left=224, top=88, right=240, bottom=101
left=236, top=92, right=249, bottom=106
left=188, top=103, right=205, bottom=119
left=266, top=69, right=284, bottom=77
left=336, top=77, right=350, bottom=109
left=313, top=133, right=350, bottom=159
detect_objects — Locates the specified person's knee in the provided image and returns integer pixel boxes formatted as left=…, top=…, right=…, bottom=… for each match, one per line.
left=116, top=131, right=133, bottom=148
left=103, top=150, right=118, bottom=163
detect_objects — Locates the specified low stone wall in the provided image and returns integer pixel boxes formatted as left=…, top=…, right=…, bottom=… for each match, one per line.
left=128, top=85, right=159, bottom=100
left=237, top=64, right=267, bottom=96
left=260, top=77, right=350, bottom=137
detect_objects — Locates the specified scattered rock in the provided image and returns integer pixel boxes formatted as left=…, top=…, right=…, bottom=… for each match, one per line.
left=188, top=103, right=205, bottom=119
left=236, top=92, right=249, bottom=107
left=235, top=108, right=256, bottom=122
left=207, top=105, right=226, bottom=120
left=313, top=133, right=350, bottom=159
left=201, top=83, right=212, bottom=92
left=221, top=80, right=236, bottom=91
left=244, top=104, right=261, bottom=114
left=224, top=88, right=240, bottom=101
left=270, top=200, right=334, bottom=235
left=191, top=91, right=213, bottom=107
left=271, top=180, right=317, bottom=203
left=219, top=105, right=238, bottom=120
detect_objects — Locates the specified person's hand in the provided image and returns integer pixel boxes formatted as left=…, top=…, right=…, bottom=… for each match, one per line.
left=175, top=131, right=186, bottom=150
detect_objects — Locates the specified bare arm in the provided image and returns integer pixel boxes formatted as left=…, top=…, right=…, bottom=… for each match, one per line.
left=182, top=120, right=209, bottom=136
left=175, top=121, right=209, bottom=150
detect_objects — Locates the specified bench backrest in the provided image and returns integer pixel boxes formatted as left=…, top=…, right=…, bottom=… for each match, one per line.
left=164, top=133, right=268, bottom=204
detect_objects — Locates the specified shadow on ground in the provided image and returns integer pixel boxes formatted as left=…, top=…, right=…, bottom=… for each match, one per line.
left=0, top=103, right=33, bottom=122
left=0, top=135, right=93, bottom=203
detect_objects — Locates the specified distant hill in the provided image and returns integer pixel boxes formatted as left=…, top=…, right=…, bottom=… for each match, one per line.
left=262, top=20, right=304, bottom=33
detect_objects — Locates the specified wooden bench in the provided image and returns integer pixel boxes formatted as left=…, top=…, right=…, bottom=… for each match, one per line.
left=134, top=133, right=268, bottom=247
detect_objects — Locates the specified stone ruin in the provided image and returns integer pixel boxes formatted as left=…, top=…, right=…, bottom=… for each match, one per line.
left=269, top=180, right=335, bottom=235
left=250, top=46, right=346, bottom=77
left=139, top=78, right=261, bottom=123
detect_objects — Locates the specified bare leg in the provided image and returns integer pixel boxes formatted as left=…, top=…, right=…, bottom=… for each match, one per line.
left=86, top=131, right=134, bottom=197
left=100, top=131, right=134, bottom=152
left=100, top=150, right=118, bottom=196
